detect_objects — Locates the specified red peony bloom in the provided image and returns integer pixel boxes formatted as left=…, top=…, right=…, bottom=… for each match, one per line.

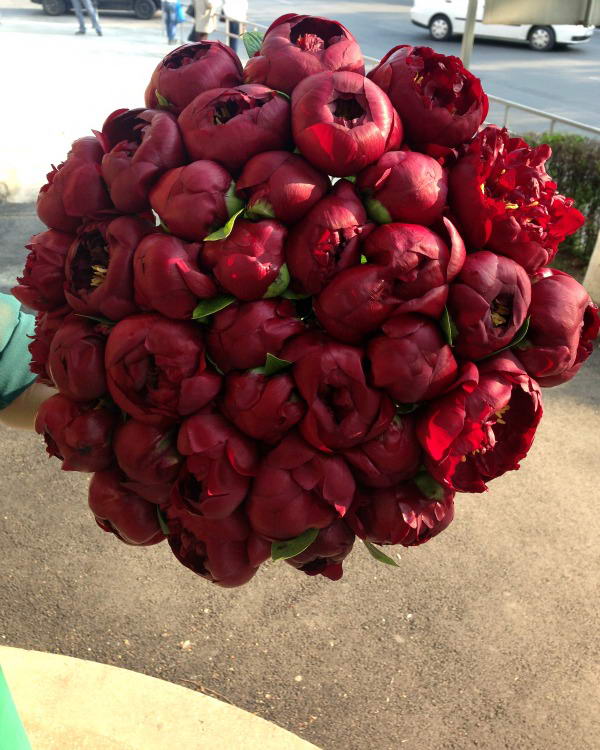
left=448, top=250, right=531, bottom=360
left=516, top=268, right=600, bottom=387
left=166, top=498, right=268, bottom=587
left=222, top=370, right=305, bottom=444
left=99, top=107, right=186, bottom=214
left=368, top=45, right=488, bottom=148
left=417, top=355, right=543, bottom=493
left=35, top=394, right=117, bottom=472
left=64, top=216, right=152, bottom=322
left=368, top=313, right=458, bottom=403
left=48, top=315, right=107, bottom=402
left=449, top=126, right=585, bottom=272
left=292, top=335, right=394, bottom=452
left=236, top=151, right=329, bottom=223
left=105, top=313, right=221, bottom=427
left=12, top=230, right=74, bottom=312
left=200, top=219, right=287, bottom=301
left=144, top=41, right=243, bottom=115
left=244, top=14, right=364, bottom=94
left=313, top=264, right=398, bottom=344
left=207, top=299, right=304, bottom=373
left=28, top=306, right=70, bottom=386
left=247, top=432, right=355, bottom=540
left=149, top=160, right=242, bottom=242
left=349, top=477, right=455, bottom=546
left=113, top=420, right=182, bottom=504
left=89, top=470, right=165, bottom=546
left=175, top=412, right=258, bottom=519
left=178, top=85, right=292, bottom=173
left=362, top=217, right=466, bottom=318
left=37, top=137, right=113, bottom=233
left=134, top=233, right=217, bottom=319
left=292, top=70, right=402, bottom=177
left=344, top=415, right=421, bottom=488
left=357, top=150, right=448, bottom=226
left=286, top=180, right=373, bottom=295
left=286, top=519, right=355, bottom=581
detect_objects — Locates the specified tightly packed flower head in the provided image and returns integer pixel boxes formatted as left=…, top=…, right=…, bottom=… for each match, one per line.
left=450, top=126, right=585, bottom=272
left=24, top=13, right=598, bottom=590
left=244, top=14, right=364, bottom=94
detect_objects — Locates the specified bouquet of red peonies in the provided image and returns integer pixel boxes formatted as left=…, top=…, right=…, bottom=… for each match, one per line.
left=15, top=15, right=599, bottom=587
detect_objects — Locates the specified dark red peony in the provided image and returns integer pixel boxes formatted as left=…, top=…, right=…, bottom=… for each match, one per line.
left=368, top=45, right=488, bottom=148
left=144, top=41, right=243, bottom=114
left=286, top=519, right=355, bottom=581
left=12, top=230, right=74, bottom=312
left=48, top=315, right=107, bottom=402
left=105, top=313, right=221, bottom=426
left=244, top=14, right=364, bottom=94
left=417, top=356, right=543, bottom=493
left=292, top=70, right=402, bottom=177
left=449, top=126, right=585, bottom=272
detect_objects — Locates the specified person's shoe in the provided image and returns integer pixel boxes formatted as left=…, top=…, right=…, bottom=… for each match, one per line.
left=96, top=28, right=103, bottom=36
left=75, top=28, right=85, bottom=34
left=168, top=37, right=176, bottom=43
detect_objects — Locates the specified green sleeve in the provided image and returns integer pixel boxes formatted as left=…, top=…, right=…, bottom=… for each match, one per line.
left=0, top=293, right=37, bottom=410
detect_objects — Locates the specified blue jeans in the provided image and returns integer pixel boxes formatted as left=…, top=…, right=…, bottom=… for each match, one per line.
left=163, top=2, right=177, bottom=41
left=71, top=0, right=101, bottom=33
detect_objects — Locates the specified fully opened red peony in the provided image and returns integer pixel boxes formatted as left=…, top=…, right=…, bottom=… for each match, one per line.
left=19, top=13, right=597, bottom=588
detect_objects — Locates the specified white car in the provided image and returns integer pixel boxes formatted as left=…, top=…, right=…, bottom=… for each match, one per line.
left=411, top=0, right=595, bottom=51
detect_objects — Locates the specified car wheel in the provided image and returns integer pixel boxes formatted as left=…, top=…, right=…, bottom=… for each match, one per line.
left=133, top=0, right=156, bottom=19
left=528, top=26, right=556, bottom=51
left=429, top=14, right=452, bottom=42
left=42, top=0, right=67, bottom=15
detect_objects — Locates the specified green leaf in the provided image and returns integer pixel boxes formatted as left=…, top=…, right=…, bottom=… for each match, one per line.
left=204, top=207, right=244, bottom=242
left=155, top=90, right=172, bottom=110
left=282, top=288, right=311, bottom=300
left=344, top=175, right=357, bottom=184
left=360, top=254, right=368, bottom=264
left=225, top=181, right=245, bottom=219
left=395, top=402, right=420, bottom=415
left=159, top=219, right=170, bottom=234
left=440, top=307, right=458, bottom=347
left=263, top=263, right=290, bottom=298
left=242, top=30, right=264, bottom=58
left=414, top=472, right=445, bottom=501
left=245, top=198, right=276, bottom=220
left=271, top=528, right=319, bottom=561
left=192, top=295, right=235, bottom=321
left=263, top=353, right=292, bottom=376
left=205, top=352, right=224, bottom=375
left=363, top=541, right=399, bottom=567
left=75, top=314, right=115, bottom=327
left=274, top=90, right=290, bottom=101
left=479, top=316, right=531, bottom=360
left=365, top=197, right=392, bottom=224
left=157, top=507, right=170, bottom=535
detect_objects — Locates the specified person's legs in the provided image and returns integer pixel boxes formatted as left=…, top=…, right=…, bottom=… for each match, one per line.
left=81, top=0, right=102, bottom=34
left=165, top=4, right=177, bottom=42
left=228, top=20, right=239, bottom=52
left=70, top=0, right=87, bottom=33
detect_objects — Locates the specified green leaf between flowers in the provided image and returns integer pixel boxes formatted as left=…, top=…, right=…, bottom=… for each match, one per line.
left=395, top=402, right=420, bottom=415
left=363, top=541, right=399, bottom=567
left=414, top=472, right=445, bottom=501
left=360, top=254, right=368, bottom=264
left=155, top=90, right=173, bottom=110
left=479, top=316, right=531, bottom=360
left=275, top=90, right=290, bottom=101
left=440, top=307, right=458, bottom=347
left=263, top=263, right=290, bottom=298
left=157, top=507, right=170, bottom=535
left=245, top=198, right=276, bottom=220
left=282, top=288, right=311, bottom=300
left=242, top=30, right=264, bottom=57
left=192, top=295, right=235, bottom=321
left=204, top=207, right=245, bottom=242
left=272, top=528, right=319, bottom=561
left=264, top=353, right=293, bottom=376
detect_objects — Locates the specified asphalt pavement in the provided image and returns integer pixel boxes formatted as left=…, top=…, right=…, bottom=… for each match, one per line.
left=0, top=206, right=600, bottom=750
